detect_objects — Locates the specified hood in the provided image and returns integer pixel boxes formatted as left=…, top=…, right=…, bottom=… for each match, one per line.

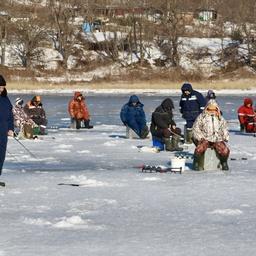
left=128, top=95, right=140, bottom=105
left=181, top=83, right=193, bottom=92
left=74, top=91, right=83, bottom=100
left=206, top=90, right=216, bottom=99
left=161, top=98, right=174, bottom=111
left=244, top=98, right=253, bottom=106
left=204, top=99, right=221, bottom=117
left=0, top=75, right=6, bottom=86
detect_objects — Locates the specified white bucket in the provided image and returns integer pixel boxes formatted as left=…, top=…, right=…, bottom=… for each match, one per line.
left=171, top=158, right=186, bottom=172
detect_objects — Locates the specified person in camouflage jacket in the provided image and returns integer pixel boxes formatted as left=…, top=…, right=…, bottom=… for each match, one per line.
left=192, top=99, right=230, bottom=170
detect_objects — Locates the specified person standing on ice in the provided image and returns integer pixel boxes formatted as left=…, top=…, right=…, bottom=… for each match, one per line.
left=205, top=90, right=216, bottom=103
left=237, top=98, right=256, bottom=133
left=150, top=98, right=183, bottom=151
left=192, top=99, right=230, bottom=171
left=120, top=95, right=149, bottom=139
left=179, top=83, right=206, bottom=144
left=13, top=98, right=36, bottom=139
left=24, top=95, right=48, bottom=135
left=68, top=92, right=93, bottom=129
left=0, top=75, right=14, bottom=178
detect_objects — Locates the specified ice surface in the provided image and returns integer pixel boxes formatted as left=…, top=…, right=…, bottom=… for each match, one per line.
left=0, top=93, right=255, bottom=256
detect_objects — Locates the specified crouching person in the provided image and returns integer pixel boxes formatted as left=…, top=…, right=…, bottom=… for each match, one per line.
left=68, top=92, right=93, bottom=129
left=150, top=98, right=183, bottom=151
left=13, top=97, right=37, bottom=139
left=192, top=100, right=230, bottom=171
left=120, top=95, right=149, bottom=139
left=24, top=96, right=48, bottom=135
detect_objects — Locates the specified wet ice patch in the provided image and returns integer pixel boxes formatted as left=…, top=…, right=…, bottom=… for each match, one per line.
left=55, top=144, right=73, bottom=149
left=65, top=175, right=109, bottom=187
left=23, top=218, right=52, bottom=226
left=208, top=209, right=243, bottom=216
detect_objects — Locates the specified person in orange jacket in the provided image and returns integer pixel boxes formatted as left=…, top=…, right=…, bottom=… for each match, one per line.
left=237, top=98, right=256, bottom=133
left=68, top=92, right=93, bottom=129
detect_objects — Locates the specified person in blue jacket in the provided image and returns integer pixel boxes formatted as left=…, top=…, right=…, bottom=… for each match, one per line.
left=179, top=83, right=206, bottom=143
left=120, top=95, right=149, bottom=139
left=0, top=75, right=14, bottom=178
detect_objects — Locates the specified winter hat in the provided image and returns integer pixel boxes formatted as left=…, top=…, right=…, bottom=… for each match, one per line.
left=161, top=98, right=174, bottom=111
left=15, top=97, right=24, bottom=106
left=0, top=75, right=6, bottom=86
left=32, top=95, right=41, bottom=102
left=181, top=83, right=192, bottom=92
left=207, top=90, right=216, bottom=99
left=244, top=98, right=253, bottom=106
left=205, top=99, right=221, bottom=117
left=129, top=95, right=139, bottom=104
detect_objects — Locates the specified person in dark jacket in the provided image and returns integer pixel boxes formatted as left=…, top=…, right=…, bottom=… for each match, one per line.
left=205, top=90, right=216, bottom=103
left=120, top=95, right=149, bottom=139
left=150, top=98, right=183, bottom=151
left=0, top=75, right=14, bottom=177
left=179, top=83, right=206, bottom=143
left=24, top=95, right=48, bottom=135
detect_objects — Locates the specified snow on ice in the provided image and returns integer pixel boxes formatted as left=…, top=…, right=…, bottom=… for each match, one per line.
left=0, top=92, right=255, bottom=256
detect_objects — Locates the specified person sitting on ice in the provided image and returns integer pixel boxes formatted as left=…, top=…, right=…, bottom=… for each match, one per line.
left=24, top=95, right=48, bottom=135
left=192, top=99, right=230, bottom=171
left=150, top=98, right=183, bottom=151
left=237, top=98, right=256, bottom=133
left=13, top=97, right=37, bottom=139
left=120, top=95, right=149, bottom=139
left=68, top=92, right=93, bottom=129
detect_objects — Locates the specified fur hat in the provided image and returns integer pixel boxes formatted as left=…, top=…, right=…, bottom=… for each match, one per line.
left=0, top=75, right=6, bottom=86
left=205, top=99, right=221, bottom=117
left=15, top=97, right=24, bottom=106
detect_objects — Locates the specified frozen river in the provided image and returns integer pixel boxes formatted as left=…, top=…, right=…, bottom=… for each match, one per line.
left=0, top=93, right=255, bottom=256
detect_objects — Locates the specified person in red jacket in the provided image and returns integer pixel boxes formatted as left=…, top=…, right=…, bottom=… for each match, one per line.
left=68, top=92, right=93, bottom=129
left=237, top=98, right=256, bottom=133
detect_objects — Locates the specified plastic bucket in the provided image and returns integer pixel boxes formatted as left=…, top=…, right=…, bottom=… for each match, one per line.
left=171, top=158, right=186, bottom=172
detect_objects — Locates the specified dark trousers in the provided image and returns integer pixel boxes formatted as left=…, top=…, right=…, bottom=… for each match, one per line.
left=0, top=137, right=7, bottom=174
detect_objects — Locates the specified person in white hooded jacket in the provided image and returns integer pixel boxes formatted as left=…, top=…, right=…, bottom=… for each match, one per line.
left=192, top=99, right=230, bottom=171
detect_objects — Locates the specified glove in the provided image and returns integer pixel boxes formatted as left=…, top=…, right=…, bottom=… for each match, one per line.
left=240, top=124, right=245, bottom=132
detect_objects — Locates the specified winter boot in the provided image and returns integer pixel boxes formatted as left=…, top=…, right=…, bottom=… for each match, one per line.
left=170, top=135, right=183, bottom=151
left=84, top=120, right=93, bottom=129
left=163, top=138, right=173, bottom=151
left=219, top=156, right=229, bottom=171
left=185, top=128, right=193, bottom=144
left=140, top=125, right=149, bottom=139
left=193, top=154, right=204, bottom=171
left=76, top=120, right=82, bottom=129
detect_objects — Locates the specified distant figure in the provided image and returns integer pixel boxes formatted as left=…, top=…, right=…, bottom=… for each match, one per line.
left=237, top=98, right=256, bottom=133
left=13, top=97, right=36, bottom=139
left=179, top=83, right=206, bottom=143
left=68, top=92, right=93, bottom=129
left=150, top=98, right=183, bottom=151
left=192, top=100, right=230, bottom=171
left=0, top=75, right=14, bottom=177
left=205, top=90, right=216, bottom=103
left=24, top=95, right=48, bottom=135
left=120, top=95, right=149, bottom=139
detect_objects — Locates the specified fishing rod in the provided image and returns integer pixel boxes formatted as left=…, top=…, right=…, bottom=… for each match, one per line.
left=13, top=136, right=38, bottom=159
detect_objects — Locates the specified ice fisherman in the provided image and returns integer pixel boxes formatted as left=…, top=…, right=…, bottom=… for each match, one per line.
left=24, top=95, right=48, bottom=135
left=237, top=98, right=256, bottom=133
left=120, top=95, right=149, bottom=139
left=68, top=92, right=93, bottom=129
left=0, top=75, right=14, bottom=177
left=179, top=83, right=206, bottom=143
left=205, top=90, right=216, bottom=103
left=13, top=97, right=36, bottom=139
left=192, top=99, right=230, bottom=171
left=150, top=98, right=183, bottom=151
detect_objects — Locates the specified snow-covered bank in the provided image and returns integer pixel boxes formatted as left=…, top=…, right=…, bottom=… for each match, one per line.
left=8, top=88, right=256, bottom=96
